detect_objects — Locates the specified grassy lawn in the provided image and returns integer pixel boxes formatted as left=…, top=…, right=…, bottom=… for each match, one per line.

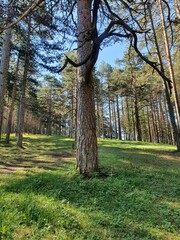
left=0, top=134, right=179, bottom=240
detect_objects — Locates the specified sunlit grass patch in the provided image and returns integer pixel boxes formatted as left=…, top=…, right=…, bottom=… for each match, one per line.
left=0, top=135, right=179, bottom=239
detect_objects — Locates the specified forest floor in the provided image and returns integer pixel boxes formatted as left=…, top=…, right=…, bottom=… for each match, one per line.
left=0, top=134, right=179, bottom=240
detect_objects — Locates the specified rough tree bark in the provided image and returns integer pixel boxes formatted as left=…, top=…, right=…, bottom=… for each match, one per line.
left=148, top=1, right=180, bottom=150
left=0, top=1, right=13, bottom=138
left=17, top=17, right=31, bottom=147
left=76, top=0, right=98, bottom=176
left=158, top=0, right=180, bottom=148
left=5, top=52, right=20, bottom=144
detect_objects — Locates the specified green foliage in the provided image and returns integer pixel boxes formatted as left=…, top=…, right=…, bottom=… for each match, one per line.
left=0, top=135, right=179, bottom=239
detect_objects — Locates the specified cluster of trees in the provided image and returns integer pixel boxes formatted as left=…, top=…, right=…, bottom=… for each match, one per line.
left=0, top=0, right=179, bottom=176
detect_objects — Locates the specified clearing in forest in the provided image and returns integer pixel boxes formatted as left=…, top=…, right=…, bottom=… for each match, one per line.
left=0, top=135, right=179, bottom=240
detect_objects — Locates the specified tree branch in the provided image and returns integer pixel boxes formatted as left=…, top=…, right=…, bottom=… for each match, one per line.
left=0, top=0, right=45, bottom=31
left=92, top=0, right=101, bottom=39
left=58, top=54, right=91, bottom=73
left=102, top=0, right=172, bottom=91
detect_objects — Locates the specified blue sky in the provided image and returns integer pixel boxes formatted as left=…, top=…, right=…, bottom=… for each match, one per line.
left=97, top=41, right=128, bottom=67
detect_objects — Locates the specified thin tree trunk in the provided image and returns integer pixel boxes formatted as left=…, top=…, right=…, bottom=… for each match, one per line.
left=148, top=2, right=180, bottom=150
left=70, top=93, right=74, bottom=138
left=131, top=97, right=136, bottom=140
left=154, top=96, right=161, bottom=143
left=164, top=94, right=173, bottom=145
left=74, top=69, right=78, bottom=144
left=47, top=85, right=52, bottom=135
left=108, top=96, right=113, bottom=139
left=158, top=94, right=166, bottom=143
left=0, top=29, right=12, bottom=138
left=134, top=90, right=142, bottom=141
left=112, top=99, right=117, bottom=139
left=147, top=106, right=152, bottom=142
left=5, top=52, right=20, bottom=144
left=158, top=0, right=180, bottom=142
left=174, top=0, right=180, bottom=18
left=17, top=17, right=31, bottom=147
left=116, top=95, right=122, bottom=140
left=96, top=96, right=101, bottom=138
left=151, top=95, right=159, bottom=143
left=59, top=117, right=62, bottom=135
left=100, top=96, right=105, bottom=138
left=126, top=96, right=131, bottom=140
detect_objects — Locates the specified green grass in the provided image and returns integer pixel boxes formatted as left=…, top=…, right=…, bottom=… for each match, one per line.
left=0, top=134, right=179, bottom=240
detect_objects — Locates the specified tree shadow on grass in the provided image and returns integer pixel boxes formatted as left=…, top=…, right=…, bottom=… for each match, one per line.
left=99, top=145, right=180, bottom=168
left=0, top=151, right=76, bottom=174
left=1, top=157, right=180, bottom=239
left=0, top=135, right=76, bottom=174
left=0, top=137, right=179, bottom=238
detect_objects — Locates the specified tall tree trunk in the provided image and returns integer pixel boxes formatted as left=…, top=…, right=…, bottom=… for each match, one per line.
left=108, top=96, right=113, bottom=139
left=100, top=96, right=105, bottom=138
left=113, top=98, right=117, bottom=139
left=116, top=95, right=122, bottom=140
left=163, top=95, right=173, bottom=145
left=5, top=52, right=20, bottom=144
left=126, top=96, right=131, bottom=140
left=74, top=69, right=78, bottom=143
left=17, top=17, right=31, bottom=147
left=47, top=85, right=52, bottom=135
left=158, top=94, right=165, bottom=143
left=122, top=97, right=127, bottom=140
left=154, top=96, right=161, bottom=143
left=131, top=97, right=136, bottom=140
left=148, top=2, right=180, bottom=150
left=174, top=0, right=180, bottom=18
left=76, top=0, right=98, bottom=177
left=158, top=0, right=180, bottom=145
left=147, top=106, right=152, bottom=142
left=150, top=95, right=159, bottom=143
left=96, top=96, right=101, bottom=137
left=134, top=89, right=142, bottom=141
left=0, top=24, right=12, bottom=138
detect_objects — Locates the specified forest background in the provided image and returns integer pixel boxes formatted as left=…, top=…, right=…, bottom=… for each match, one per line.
left=0, top=0, right=180, bottom=176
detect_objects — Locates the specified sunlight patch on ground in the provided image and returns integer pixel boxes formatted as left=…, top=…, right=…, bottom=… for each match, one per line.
left=0, top=135, right=179, bottom=239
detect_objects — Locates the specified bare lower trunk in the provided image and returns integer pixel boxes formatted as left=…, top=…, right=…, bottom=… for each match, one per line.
left=134, top=91, right=142, bottom=141
left=0, top=1, right=13, bottom=139
left=96, top=97, right=101, bottom=137
left=147, top=106, right=152, bottom=142
left=74, top=70, right=78, bottom=143
left=0, top=27, right=12, bottom=138
left=5, top=53, right=20, bottom=144
left=159, top=0, right=180, bottom=144
left=116, top=95, right=122, bottom=140
left=17, top=17, right=31, bottom=147
left=113, top=99, right=118, bottom=139
left=76, top=79, right=98, bottom=176
left=108, top=97, right=112, bottom=139
left=148, top=2, right=180, bottom=150
left=126, top=97, right=131, bottom=140
left=131, top=98, right=136, bottom=141
left=76, top=0, right=98, bottom=176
